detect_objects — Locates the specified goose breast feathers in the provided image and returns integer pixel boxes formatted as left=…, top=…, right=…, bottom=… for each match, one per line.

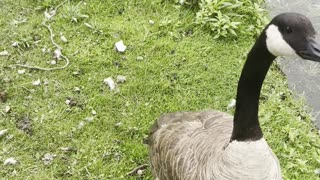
left=148, top=110, right=282, bottom=180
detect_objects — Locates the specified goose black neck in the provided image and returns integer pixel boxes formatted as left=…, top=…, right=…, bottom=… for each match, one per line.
left=230, top=32, right=276, bottom=142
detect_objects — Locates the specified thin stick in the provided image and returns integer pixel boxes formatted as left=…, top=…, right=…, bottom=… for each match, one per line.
left=14, top=0, right=69, bottom=71
left=126, top=164, right=149, bottom=176
left=55, top=0, right=68, bottom=11
left=43, top=23, right=61, bottom=50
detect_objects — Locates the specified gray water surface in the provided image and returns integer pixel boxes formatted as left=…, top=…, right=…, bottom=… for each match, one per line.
left=267, top=0, right=320, bottom=128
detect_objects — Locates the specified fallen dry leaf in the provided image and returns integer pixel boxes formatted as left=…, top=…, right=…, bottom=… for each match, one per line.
left=12, top=42, right=19, bottom=47
left=104, top=77, right=116, bottom=91
left=4, top=157, right=17, bottom=165
left=227, top=99, right=236, bottom=110
left=116, top=75, right=126, bottom=83
left=18, top=69, right=26, bottom=74
left=43, top=79, right=49, bottom=85
left=5, top=105, right=11, bottom=113
left=32, top=79, right=41, bottom=86
left=84, top=22, right=93, bottom=29
left=0, top=50, right=9, bottom=56
left=44, top=9, right=56, bottom=20
left=60, top=147, right=76, bottom=153
left=42, top=153, right=56, bottom=165
left=0, top=129, right=8, bottom=137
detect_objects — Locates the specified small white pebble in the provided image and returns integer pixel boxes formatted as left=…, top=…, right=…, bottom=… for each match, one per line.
left=115, top=40, right=126, bottom=52
left=65, top=99, right=71, bottom=105
left=5, top=105, right=11, bottom=113
left=103, top=77, right=116, bottom=91
left=60, top=147, right=71, bottom=151
left=12, top=42, right=19, bottom=47
left=78, top=121, right=85, bottom=129
left=43, top=79, right=49, bottom=85
left=51, top=60, right=57, bottom=65
left=116, top=75, right=126, bottom=83
left=17, top=69, right=26, bottom=74
left=72, top=17, right=78, bottom=22
left=44, top=11, right=51, bottom=19
left=53, top=49, right=61, bottom=60
left=314, top=168, right=320, bottom=175
left=4, top=157, right=17, bottom=165
left=32, top=79, right=41, bottom=86
left=41, top=47, right=47, bottom=53
left=85, top=116, right=94, bottom=122
left=12, top=169, right=17, bottom=176
left=60, top=33, right=68, bottom=43
left=149, top=20, right=155, bottom=25
left=91, top=109, right=97, bottom=115
left=60, top=147, right=75, bottom=152
left=6, top=134, right=14, bottom=140
left=0, top=50, right=9, bottom=56
left=44, top=9, right=56, bottom=20
left=136, top=56, right=144, bottom=61
left=115, top=122, right=122, bottom=127
left=227, top=99, right=236, bottom=110
left=74, top=87, right=81, bottom=92
left=73, top=71, right=80, bottom=75
left=3, top=77, right=10, bottom=83
left=0, top=129, right=8, bottom=137
left=137, top=169, right=143, bottom=175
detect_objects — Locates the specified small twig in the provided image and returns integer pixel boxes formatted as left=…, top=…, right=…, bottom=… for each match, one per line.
left=13, top=0, right=69, bottom=71
left=126, top=164, right=149, bottom=176
left=19, top=86, right=32, bottom=92
left=43, top=23, right=61, bottom=49
left=55, top=0, right=68, bottom=11
left=84, top=167, right=91, bottom=176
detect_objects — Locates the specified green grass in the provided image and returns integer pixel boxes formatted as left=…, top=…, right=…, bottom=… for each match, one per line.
left=0, top=0, right=319, bottom=179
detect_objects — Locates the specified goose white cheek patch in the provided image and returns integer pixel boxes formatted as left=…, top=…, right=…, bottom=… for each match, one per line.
left=266, top=24, right=298, bottom=57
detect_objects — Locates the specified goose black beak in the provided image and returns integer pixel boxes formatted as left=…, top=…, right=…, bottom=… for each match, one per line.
left=298, top=38, right=320, bottom=62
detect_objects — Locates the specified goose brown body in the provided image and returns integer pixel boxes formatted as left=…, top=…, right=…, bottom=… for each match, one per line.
left=148, top=110, right=281, bottom=180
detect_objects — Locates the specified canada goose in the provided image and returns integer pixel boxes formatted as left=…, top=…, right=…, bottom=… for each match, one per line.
left=148, top=13, right=320, bottom=180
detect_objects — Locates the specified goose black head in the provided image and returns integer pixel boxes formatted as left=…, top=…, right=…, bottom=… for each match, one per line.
left=265, top=12, right=320, bottom=62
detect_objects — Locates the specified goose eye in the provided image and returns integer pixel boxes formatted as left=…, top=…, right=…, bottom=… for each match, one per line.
left=285, top=26, right=292, bottom=33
